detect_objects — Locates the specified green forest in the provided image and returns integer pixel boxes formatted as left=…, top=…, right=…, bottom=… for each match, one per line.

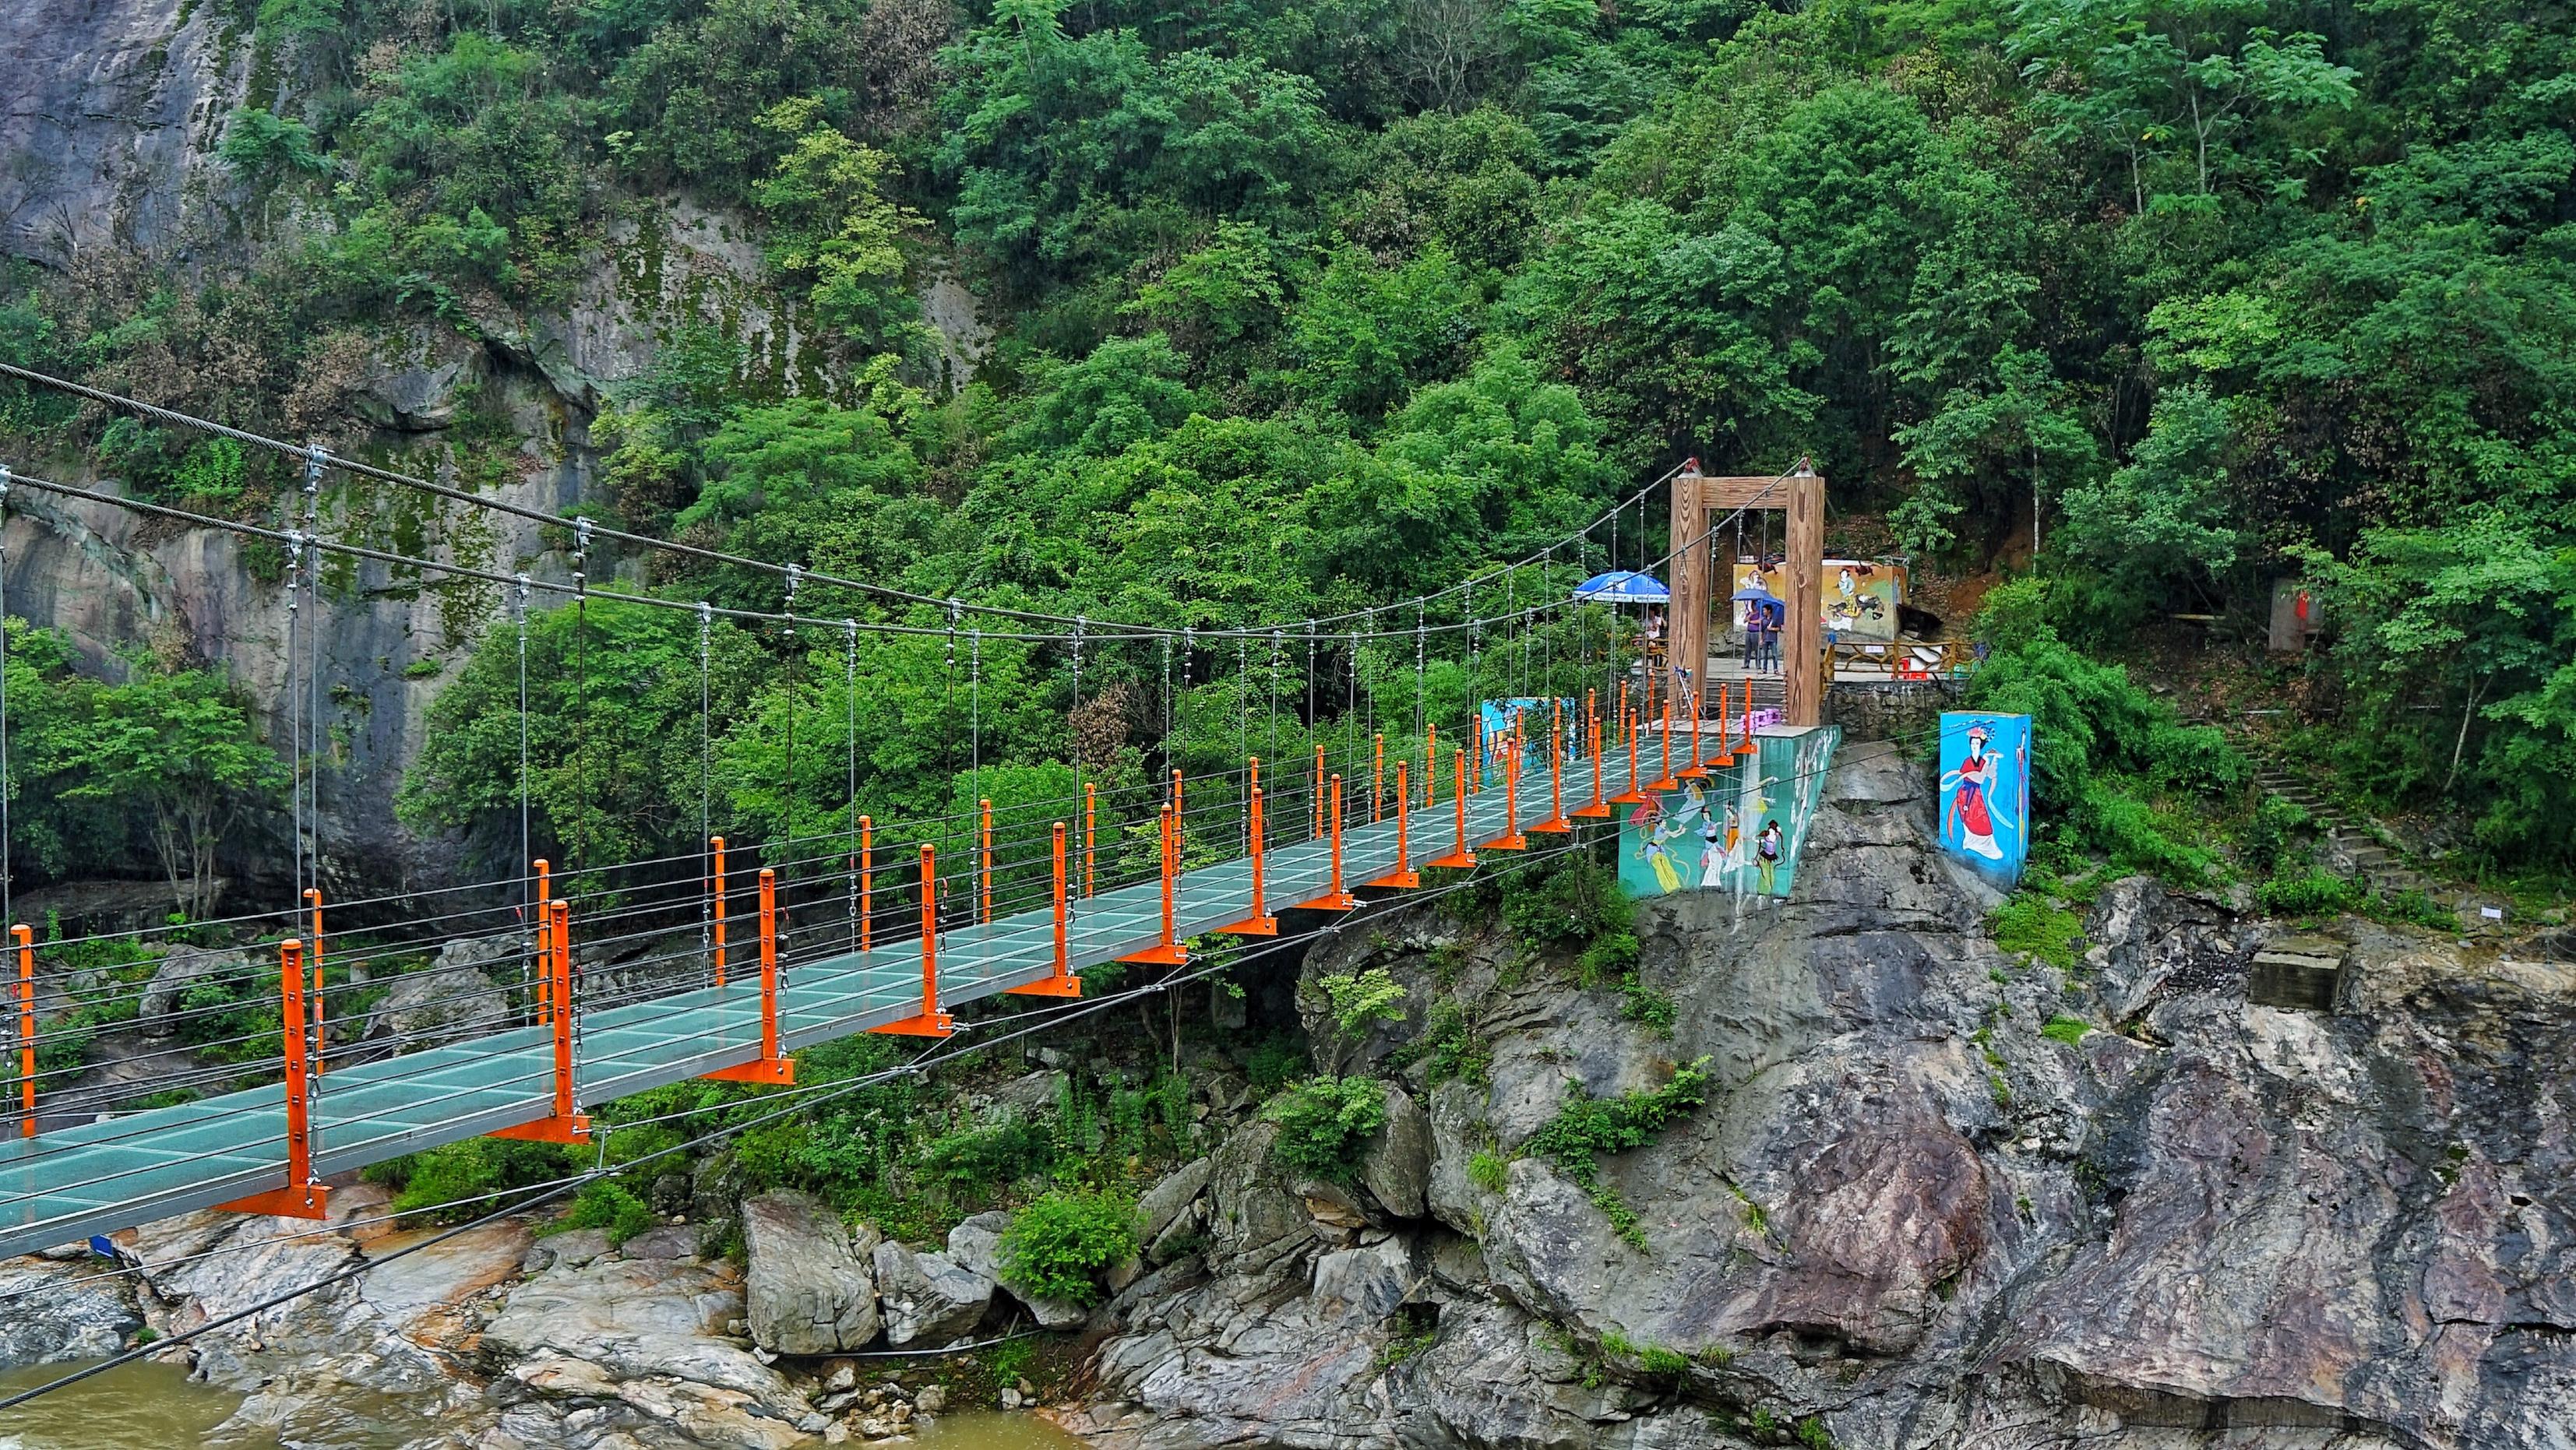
left=2, top=0, right=2571, bottom=895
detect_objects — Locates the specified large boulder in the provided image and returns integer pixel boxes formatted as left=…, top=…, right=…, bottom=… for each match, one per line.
left=1136, top=1157, right=1212, bottom=1244
left=136, top=946, right=254, bottom=1033
left=948, top=1211, right=1087, bottom=1329
left=740, top=1191, right=879, bottom=1354
left=1358, top=1086, right=1433, bottom=1219
left=871, top=1242, right=992, bottom=1347
left=368, top=938, right=514, bottom=1049
left=0, top=1262, right=138, bottom=1367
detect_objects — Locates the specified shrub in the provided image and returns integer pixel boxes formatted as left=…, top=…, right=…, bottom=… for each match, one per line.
left=999, top=1190, right=1140, bottom=1307
left=1241, top=1036, right=1308, bottom=1094
left=367, top=1137, right=573, bottom=1222
left=2236, top=797, right=2313, bottom=875
left=1263, top=1075, right=1388, bottom=1182
left=1468, top=1149, right=1507, bottom=1194
left=2257, top=868, right=2360, bottom=918
left=1524, top=1059, right=1711, bottom=1249
left=1618, top=976, right=1677, bottom=1036
left=918, top=1112, right=1055, bottom=1193
left=1318, top=967, right=1408, bottom=1039
left=556, top=1180, right=658, bottom=1244
left=1990, top=896, right=2084, bottom=973
left=2039, top=1015, right=2091, bottom=1046
left=1503, top=855, right=1630, bottom=949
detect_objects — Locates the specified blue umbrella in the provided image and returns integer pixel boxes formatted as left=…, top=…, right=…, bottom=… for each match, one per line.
left=1572, top=570, right=1670, bottom=604
left=1729, top=585, right=1781, bottom=604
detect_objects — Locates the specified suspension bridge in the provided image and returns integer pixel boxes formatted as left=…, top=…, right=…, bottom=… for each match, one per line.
left=0, top=362, right=1894, bottom=1266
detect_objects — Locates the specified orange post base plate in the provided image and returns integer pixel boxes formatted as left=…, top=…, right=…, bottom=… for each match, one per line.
left=870, top=1011, right=956, bottom=1037
left=701, top=1057, right=796, bottom=1086
left=1006, top=974, right=1085, bottom=998
left=1424, top=852, right=1478, bottom=871
left=1482, top=833, right=1529, bottom=852
left=488, top=1114, right=593, bottom=1145
left=215, top=1183, right=333, bottom=1220
left=1291, top=892, right=1360, bottom=912
left=1117, top=944, right=1188, bottom=966
left=1362, top=869, right=1420, bottom=890
left=1216, top=915, right=1279, bottom=937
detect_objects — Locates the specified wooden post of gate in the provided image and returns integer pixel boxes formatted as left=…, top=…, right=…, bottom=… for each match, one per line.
left=872, top=846, right=954, bottom=1036
left=1672, top=462, right=1825, bottom=727
left=703, top=871, right=796, bottom=1082
left=1010, top=823, right=1084, bottom=996
left=216, top=939, right=333, bottom=1219
left=492, top=901, right=591, bottom=1142
left=12, top=924, right=33, bottom=1139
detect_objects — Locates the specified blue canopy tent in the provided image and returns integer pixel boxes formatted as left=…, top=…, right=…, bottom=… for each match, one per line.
left=1572, top=570, right=1670, bottom=604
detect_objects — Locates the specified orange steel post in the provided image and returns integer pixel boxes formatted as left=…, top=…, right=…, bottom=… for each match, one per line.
left=1485, top=737, right=1528, bottom=850
left=303, top=888, right=326, bottom=1074
left=1366, top=762, right=1421, bottom=889
left=1219, top=783, right=1279, bottom=935
left=1119, top=807, right=1188, bottom=965
left=534, top=858, right=554, bottom=1021
left=1714, top=685, right=1738, bottom=766
left=12, top=925, right=32, bottom=1138
left=492, top=900, right=591, bottom=1142
left=979, top=799, right=993, bottom=925
left=1679, top=683, right=1709, bottom=780
left=1010, top=823, right=1084, bottom=995
left=1736, top=698, right=1756, bottom=759
left=874, top=846, right=955, bottom=1035
left=1533, top=703, right=1573, bottom=834
left=709, top=839, right=728, bottom=990
left=216, top=939, right=332, bottom=1219
left=1426, top=749, right=1478, bottom=870
left=1295, top=776, right=1360, bottom=910
left=1372, top=734, right=1385, bottom=823
left=1084, top=784, right=1097, bottom=899
left=1424, top=724, right=1437, bottom=809
left=1648, top=677, right=1679, bottom=792
left=1575, top=691, right=1612, bottom=820
left=704, top=870, right=796, bottom=1082
left=1312, top=744, right=1325, bottom=839
left=858, top=817, right=873, bottom=952
left=1610, top=685, right=1650, bottom=804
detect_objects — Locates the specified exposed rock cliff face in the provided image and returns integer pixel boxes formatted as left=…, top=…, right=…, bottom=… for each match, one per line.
left=1067, top=749, right=2576, bottom=1450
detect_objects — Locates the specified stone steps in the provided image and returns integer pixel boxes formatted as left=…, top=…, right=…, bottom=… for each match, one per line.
left=2246, top=751, right=2437, bottom=902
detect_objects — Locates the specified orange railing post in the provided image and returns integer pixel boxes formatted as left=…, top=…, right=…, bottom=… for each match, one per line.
left=1576, top=690, right=1611, bottom=819
left=1312, top=744, right=1325, bottom=839
left=216, top=938, right=333, bottom=1219
left=1011, top=823, right=1084, bottom=996
left=706, top=872, right=798, bottom=1080
left=1488, top=736, right=1528, bottom=850
left=709, top=839, right=727, bottom=989
left=859, top=817, right=873, bottom=952
left=1368, top=762, right=1420, bottom=889
left=1612, top=684, right=1649, bottom=804
left=872, top=846, right=954, bottom=1035
left=980, top=798, right=993, bottom=926
left=1428, top=748, right=1478, bottom=870
left=1681, top=683, right=1708, bottom=780
left=1650, top=675, right=1679, bottom=792
left=1714, top=685, right=1737, bottom=766
left=534, top=857, right=554, bottom=1020
left=1372, top=733, right=1385, bottom=823
left=1120, top=807, right=1188, bottom=965
left=1535, top=701, right=1573, bottom=834
left=12, top=924, right=31, bottom=1139
left=490, top=901, right=590, bottom=1142
left=1221, top=780, right=1279, bottom=935
left=1424, top=723, right=1436, bottom=809
left=301, top=888, right=327, bottom=1074
left=1298, top=776, right=1360, bottom=910
left=1084, top=783, right=1097, bottom=899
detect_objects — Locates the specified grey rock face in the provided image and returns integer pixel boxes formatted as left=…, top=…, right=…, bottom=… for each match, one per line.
left=1359, top=1085, right=1434, bottom=1219
left=870, top=1241, right=991, bottom=1347
left=740, top=1191, right=879, bottom=1354
left=136, top=945, right=253, bottom=1033
left=1136, top=1157, right=1212, bottom=1244
left=1079, top=749, right=2576, bottom=1450
left=368, top=937, right=515, bottom=1048
left=946, top=1210, right=1011, bottom=1283
left=0, top=1261, right=139, bottom=1367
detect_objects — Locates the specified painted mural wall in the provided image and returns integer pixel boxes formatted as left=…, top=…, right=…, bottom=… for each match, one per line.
left=1730, top=560, right=1905, bottom=642
left=1619, top=725, right=1841, bottom=899
left=1478, top=697, right=1573, bottom=786
left=1937, top=712, right=2032, bottom=886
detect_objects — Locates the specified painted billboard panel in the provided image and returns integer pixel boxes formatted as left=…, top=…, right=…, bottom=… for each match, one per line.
left=1731, top=560, right=1905, bottom=642
left=1619, top=725, right=1841, bottom=899
left=1937, top=712, right=2032, bottom=887
left=1478, top=698, right=1573, bottom=786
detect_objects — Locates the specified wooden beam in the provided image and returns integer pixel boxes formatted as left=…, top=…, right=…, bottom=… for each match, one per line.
left=1697, top=476, right=1795, bottom=511
left=1667, top=469, right=1708, bottom=710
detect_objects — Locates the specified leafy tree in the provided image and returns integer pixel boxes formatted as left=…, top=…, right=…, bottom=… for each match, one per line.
left=752, top=97, right=923, bottom=343
left=45, top=663, right=288, bottom=918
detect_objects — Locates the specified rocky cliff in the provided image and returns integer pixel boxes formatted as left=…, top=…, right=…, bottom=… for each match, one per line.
left=1062, top=750, right=2576, bottom=1450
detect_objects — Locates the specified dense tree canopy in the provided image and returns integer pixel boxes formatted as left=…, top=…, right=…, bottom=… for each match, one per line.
left=4, top=0, right=2572, bottom=882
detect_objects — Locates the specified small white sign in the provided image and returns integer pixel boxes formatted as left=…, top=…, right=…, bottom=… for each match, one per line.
left=2480, top=906, right=2505, bottom=920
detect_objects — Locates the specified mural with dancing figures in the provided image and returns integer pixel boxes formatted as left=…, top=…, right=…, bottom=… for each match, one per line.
left=1619, top=726, right=1841, bottom=899
left=1937, top=712, right=2032, bottom=887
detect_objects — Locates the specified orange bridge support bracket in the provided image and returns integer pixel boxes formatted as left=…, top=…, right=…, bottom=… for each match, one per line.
left=492, top=899, right=592, bottom=1143
left=875, top=845, right=956, bottom=1036
left=703, top=869, right=796, bottom=1083
left=217, top=938, right=333, bottom=1219
left=1010, top=823, right=1084, bottom=997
